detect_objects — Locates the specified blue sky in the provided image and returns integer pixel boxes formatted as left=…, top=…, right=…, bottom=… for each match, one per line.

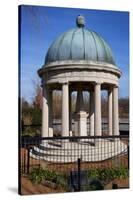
left=19, top=5, right=129, bottom=102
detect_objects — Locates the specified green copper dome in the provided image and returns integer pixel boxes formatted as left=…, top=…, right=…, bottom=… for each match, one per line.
left=45, top=15, right=115, bottom=65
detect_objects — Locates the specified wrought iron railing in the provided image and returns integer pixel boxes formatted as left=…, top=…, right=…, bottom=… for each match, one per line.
left=19, top=135, right=129, bottom=192
left=20, top=135, right=129, bottom=174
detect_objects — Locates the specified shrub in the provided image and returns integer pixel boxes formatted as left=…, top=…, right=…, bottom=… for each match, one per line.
left=29, top=168, right=45, bottom=184
left=87, top=179, right=104, bottom=190
left=28, top=166, right=128, bottom=191
left=28, top=167, right=68, bottom=189
left=87, top=167, right=128, bottom=182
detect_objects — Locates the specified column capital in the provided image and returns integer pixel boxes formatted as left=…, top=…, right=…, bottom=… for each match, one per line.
left=113, top=84, right=118, bottom=89
left=95, top=81, right=102, bottom=85
left=61, top=81, right=69, bottom=85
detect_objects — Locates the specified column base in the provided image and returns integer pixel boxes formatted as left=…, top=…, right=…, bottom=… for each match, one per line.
left=69, top=130, right=73, bottom=136
left=49, top=128, right=53, bottom=137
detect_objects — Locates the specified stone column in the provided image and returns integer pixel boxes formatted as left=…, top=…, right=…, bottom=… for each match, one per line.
left=94, top=82, right=102, bottom=136
left=69, top=90, right=72, bottom=136
left=62, top=82, right=69, bottom=137
left=42, top=85, right=49, bottom=137
left=48, top=89, right=53, bottom=137
left=89, top=91, right=95, bottom=136
left=108, top=88, right=113, bottom=136
left=113, top=86, right=119, bottom=135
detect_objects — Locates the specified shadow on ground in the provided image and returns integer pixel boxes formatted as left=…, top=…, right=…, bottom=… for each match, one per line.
left=8, top=187, right=18, bottom=194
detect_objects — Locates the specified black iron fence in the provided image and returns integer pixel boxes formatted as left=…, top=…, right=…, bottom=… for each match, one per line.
left=19, top=135, right=129, bottom=191
left=20, top=135, right=129, bottom=173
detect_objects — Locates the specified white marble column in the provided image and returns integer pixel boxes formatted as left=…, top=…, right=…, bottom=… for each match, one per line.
left=48, top=90, right=53, bottom=137
left=69, top=90, right=72, bottom=136
left=113, top=86, right=119, bottom=135
left=42, top=85, right=49, bottom=137
left=108, top=88, right=113, bottom=136
left=89, top=91, right=95, bottom=136
left=62, top=82, right=69, bottom=136
left=94, top=83, right=102, bottom=136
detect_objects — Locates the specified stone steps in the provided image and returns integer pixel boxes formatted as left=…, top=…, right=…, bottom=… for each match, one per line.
left=33, top=143, right=127, bottom=157
left=39, top=140, right=62, bottom=150
left=30, top=140, right=127, bottom=163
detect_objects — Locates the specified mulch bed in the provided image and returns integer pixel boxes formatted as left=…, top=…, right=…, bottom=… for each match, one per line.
left=20, top=175, right=129, bottom=195
left=104, top=178, right=129, bottom=190
left=20, top=176, right=65, bottom=195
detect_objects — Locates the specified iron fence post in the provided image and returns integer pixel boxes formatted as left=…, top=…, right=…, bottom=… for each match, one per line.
left=23, top=138, right=26, bottom=174
left=77, top=158, right=81, bottom=191
left=27, top=147, right=30, bottom=174
left=128, top=145, right=129, bottom=170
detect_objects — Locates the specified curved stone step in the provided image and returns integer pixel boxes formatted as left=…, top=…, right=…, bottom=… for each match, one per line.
left=30, top=140, right=127, bottom=163
left=30, top=151, right=77, bottom=163
left=39, top=143, right=61, bottom=151
left=32, top=145, right=127, bottom=158
left=30, top=148, right=127, bottom=163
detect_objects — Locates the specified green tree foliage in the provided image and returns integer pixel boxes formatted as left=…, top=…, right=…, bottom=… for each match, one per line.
left=21, top=98, right=42, bottom=125
left=119, top=97, right=129, bottom=118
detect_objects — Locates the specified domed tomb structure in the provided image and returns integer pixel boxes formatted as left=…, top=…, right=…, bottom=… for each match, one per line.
left=30, top=16, right=127, bottom=163
left=38, top=15, right=121, bottom=138
left=45, top=16, right=115, bottom=65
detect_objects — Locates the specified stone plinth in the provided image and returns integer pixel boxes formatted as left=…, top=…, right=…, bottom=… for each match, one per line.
left=75, top=111, right=88, bottom=136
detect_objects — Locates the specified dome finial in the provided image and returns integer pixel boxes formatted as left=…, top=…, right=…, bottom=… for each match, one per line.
left=76, top=15, right=85, bottom=28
